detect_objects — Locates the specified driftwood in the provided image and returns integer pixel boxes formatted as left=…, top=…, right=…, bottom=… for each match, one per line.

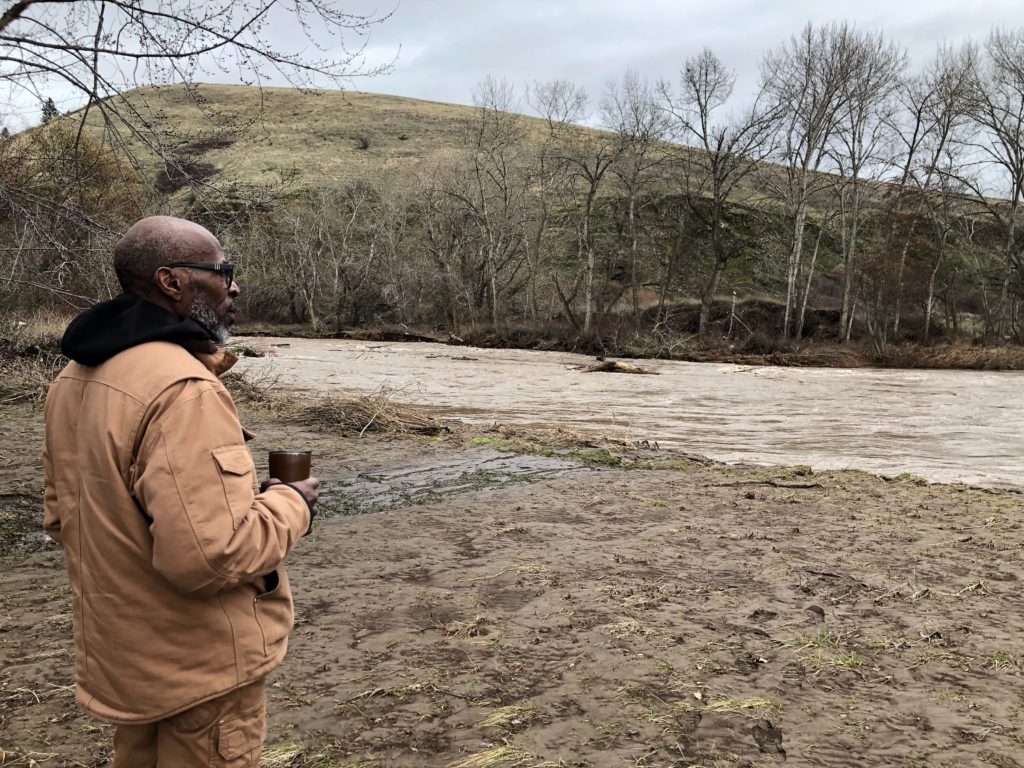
left=580, top=360, right=659, bottom=375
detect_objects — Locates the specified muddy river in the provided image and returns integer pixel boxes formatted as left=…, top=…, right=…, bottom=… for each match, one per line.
left=235, top=337, right=1024, bottom=489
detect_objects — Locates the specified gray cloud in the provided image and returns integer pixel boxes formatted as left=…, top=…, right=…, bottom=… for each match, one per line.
left=325, top=0, right=1024, bottom=116
left=8, top=0, right=1021, bottom=129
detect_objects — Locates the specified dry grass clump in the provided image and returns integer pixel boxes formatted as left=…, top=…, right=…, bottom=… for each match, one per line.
left=260, top=744, right=306, bottom=767
left=605, top=618, right=646, bottom=637
left=877, top=343, right=1024, bottom=370
left=477, top=705, right=539, bottom=730
left=472, top=423, right=625, bottom=451
left=0, top=313, right=69, bottom=404
left=222, top=369, right=288, bottom=408
left=437, top=614, right=492, bottom=639
left=0, top=351, right=65, bottom=404
left=0, top=312, right=67, bottom=353
left=224, top=371, right=448, bottom=437
left=298, top=390, right=446, bottom=436
left=681, top=696, right=779, bottom=716
left=448, top=745, right=537, bottom=768
left=260, top=743, right=350, bottom=768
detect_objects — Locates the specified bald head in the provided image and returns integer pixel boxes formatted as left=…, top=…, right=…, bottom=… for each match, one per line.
left=113, top=216, right=221, bottom=296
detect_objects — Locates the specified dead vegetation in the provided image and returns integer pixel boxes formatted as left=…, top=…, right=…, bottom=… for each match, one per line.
left=0, top=352, right=65, bottom=405
left=298, top=392, right=447, bottom=436
left=0, top=313, right=68, bottom=405
left=448, top=746, right=537, bottom=768
left=221, top=371, right=449, bottom=436
left=876, top=343, right=1024, bottom=370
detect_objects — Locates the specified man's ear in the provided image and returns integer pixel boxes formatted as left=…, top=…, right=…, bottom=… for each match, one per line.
left=153, top=266, right=187, bottom=303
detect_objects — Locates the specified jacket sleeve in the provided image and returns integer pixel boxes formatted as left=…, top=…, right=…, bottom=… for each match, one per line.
left=133, top=379, right=311, bottom=597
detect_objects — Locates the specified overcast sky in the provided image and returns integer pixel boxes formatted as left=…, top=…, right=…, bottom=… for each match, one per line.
left=6, top=0, right=1023, bottom=129
left=326, top=0, right=1023, bottom=116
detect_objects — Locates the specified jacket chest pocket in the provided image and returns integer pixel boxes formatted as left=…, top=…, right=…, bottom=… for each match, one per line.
left=212, top=445, right=257, bottom=530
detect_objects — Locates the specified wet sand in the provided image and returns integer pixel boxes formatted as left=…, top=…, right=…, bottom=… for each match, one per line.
left=3, top=405, right=1024, bottom=767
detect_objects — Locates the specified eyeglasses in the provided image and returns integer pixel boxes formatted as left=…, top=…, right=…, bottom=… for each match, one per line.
left=165, top=262, right=235, bottom=288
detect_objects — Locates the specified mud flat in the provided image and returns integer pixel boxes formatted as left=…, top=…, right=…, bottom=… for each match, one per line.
left=3, top=403, right=1024, bottom=767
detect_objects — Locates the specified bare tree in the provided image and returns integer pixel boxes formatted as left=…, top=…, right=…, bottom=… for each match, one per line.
left=534, top=80, right=623, bottom=333
left=760, top=22, right=858, bottom=339
left=921, top=164, right=974, bottom=338
left=883, top=43, right=975, bottom=338
left=0, top=122, right=138, bottom=308
left=524, top=78, right=585, bottom=322
left=958, top=28, right=1024, bottom=339
left=660, top=48, right=776, bottom=335
left=1, top=0, right=392, bottom=312
left=601, top=70, right=667, bottom=320
left=828, top=31, right=905, bottom=343
left=1, top=1, right=391, bottom=135
left=458, top=76, right=528, bottom=327
left=417, top=159, right=478, bottom=329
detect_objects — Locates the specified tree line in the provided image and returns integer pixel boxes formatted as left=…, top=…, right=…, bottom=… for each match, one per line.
left=3, top=22, right=1024, bottom=353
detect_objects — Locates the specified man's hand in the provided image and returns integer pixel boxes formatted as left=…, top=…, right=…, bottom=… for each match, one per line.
left=261, top=477, right=320, bottom=508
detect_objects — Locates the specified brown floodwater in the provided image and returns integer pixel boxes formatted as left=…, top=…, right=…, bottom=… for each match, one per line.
left=235, top=337, right=1024, bottom=489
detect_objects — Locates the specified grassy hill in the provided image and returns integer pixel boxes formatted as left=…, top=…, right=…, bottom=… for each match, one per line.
left=5, top=83, right=1020, bottom=367
left=90, top=84, right=559, bottom=191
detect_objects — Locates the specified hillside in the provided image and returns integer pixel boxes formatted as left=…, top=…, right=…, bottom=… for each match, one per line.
left=7, top=82, right=1017, bottom=363
left=89, top=84, right=562, bottom=190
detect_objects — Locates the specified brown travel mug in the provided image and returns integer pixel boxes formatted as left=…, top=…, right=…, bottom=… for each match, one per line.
left=268, top=450, right=312, bottom=483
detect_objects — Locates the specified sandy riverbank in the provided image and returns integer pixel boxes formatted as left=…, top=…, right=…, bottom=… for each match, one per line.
left=2, top=404, right=1024, bottom=767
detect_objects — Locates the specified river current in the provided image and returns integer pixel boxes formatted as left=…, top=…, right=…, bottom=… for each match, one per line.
left=234, top=337, right=1024, bottom=490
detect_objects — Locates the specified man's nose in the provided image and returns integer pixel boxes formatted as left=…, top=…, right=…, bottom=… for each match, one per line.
left=228, top=279, right=240, bottom=297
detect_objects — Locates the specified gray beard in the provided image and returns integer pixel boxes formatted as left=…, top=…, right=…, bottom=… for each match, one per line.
left=188, top=294, right=230, bottom=344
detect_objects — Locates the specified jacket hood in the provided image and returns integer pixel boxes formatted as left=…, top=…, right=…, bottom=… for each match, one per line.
left=61, top=294, right=219, bottom=366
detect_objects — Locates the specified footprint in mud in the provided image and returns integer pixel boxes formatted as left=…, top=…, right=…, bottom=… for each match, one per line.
left=752, top=718, right=786, bottom=758
left=981, top=751, right=1024, bottom=768
left=734, top=651, right=767, bottom=675
left=782, top=662, right=805, bottom=686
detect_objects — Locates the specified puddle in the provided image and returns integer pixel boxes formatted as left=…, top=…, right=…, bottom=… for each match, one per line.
left=318, top=449, right=584, bottom=517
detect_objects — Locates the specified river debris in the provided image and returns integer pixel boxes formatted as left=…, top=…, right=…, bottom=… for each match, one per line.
left=223, top=371, right=447, bottom=436
left=299, top=391, right=447, bottom=436
left=228, top=341, right=276, bottom=358
left=579, top=359, right=658, bottom=374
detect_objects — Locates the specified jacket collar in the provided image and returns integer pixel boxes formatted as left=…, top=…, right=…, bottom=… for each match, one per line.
left=193, top=346, right=253, bottom=440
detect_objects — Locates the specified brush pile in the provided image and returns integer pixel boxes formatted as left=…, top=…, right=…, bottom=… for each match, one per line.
left=298, top=391, right=446, bottom=436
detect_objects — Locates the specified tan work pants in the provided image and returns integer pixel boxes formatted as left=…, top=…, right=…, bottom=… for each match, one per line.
left=112, top=679, right=266, bottom=768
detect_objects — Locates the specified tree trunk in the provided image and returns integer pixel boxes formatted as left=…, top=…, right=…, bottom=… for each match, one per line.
left=582, top=189, right=596, bottom=333
left=797, top=225, right=823, bottom=340
left=699, top=217, right=727, bottom=336
left=784, top=204, right=808, bottom=339
left=628, top=192, right=639, bottom=320
left=699, top=259, right=725, bottom=336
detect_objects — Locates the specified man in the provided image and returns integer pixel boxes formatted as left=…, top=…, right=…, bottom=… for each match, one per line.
left=42, top=216, right=319, bottom=767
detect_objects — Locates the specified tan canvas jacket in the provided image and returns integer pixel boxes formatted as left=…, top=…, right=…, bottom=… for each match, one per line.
left=42, top=341, right=310, bottom=723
